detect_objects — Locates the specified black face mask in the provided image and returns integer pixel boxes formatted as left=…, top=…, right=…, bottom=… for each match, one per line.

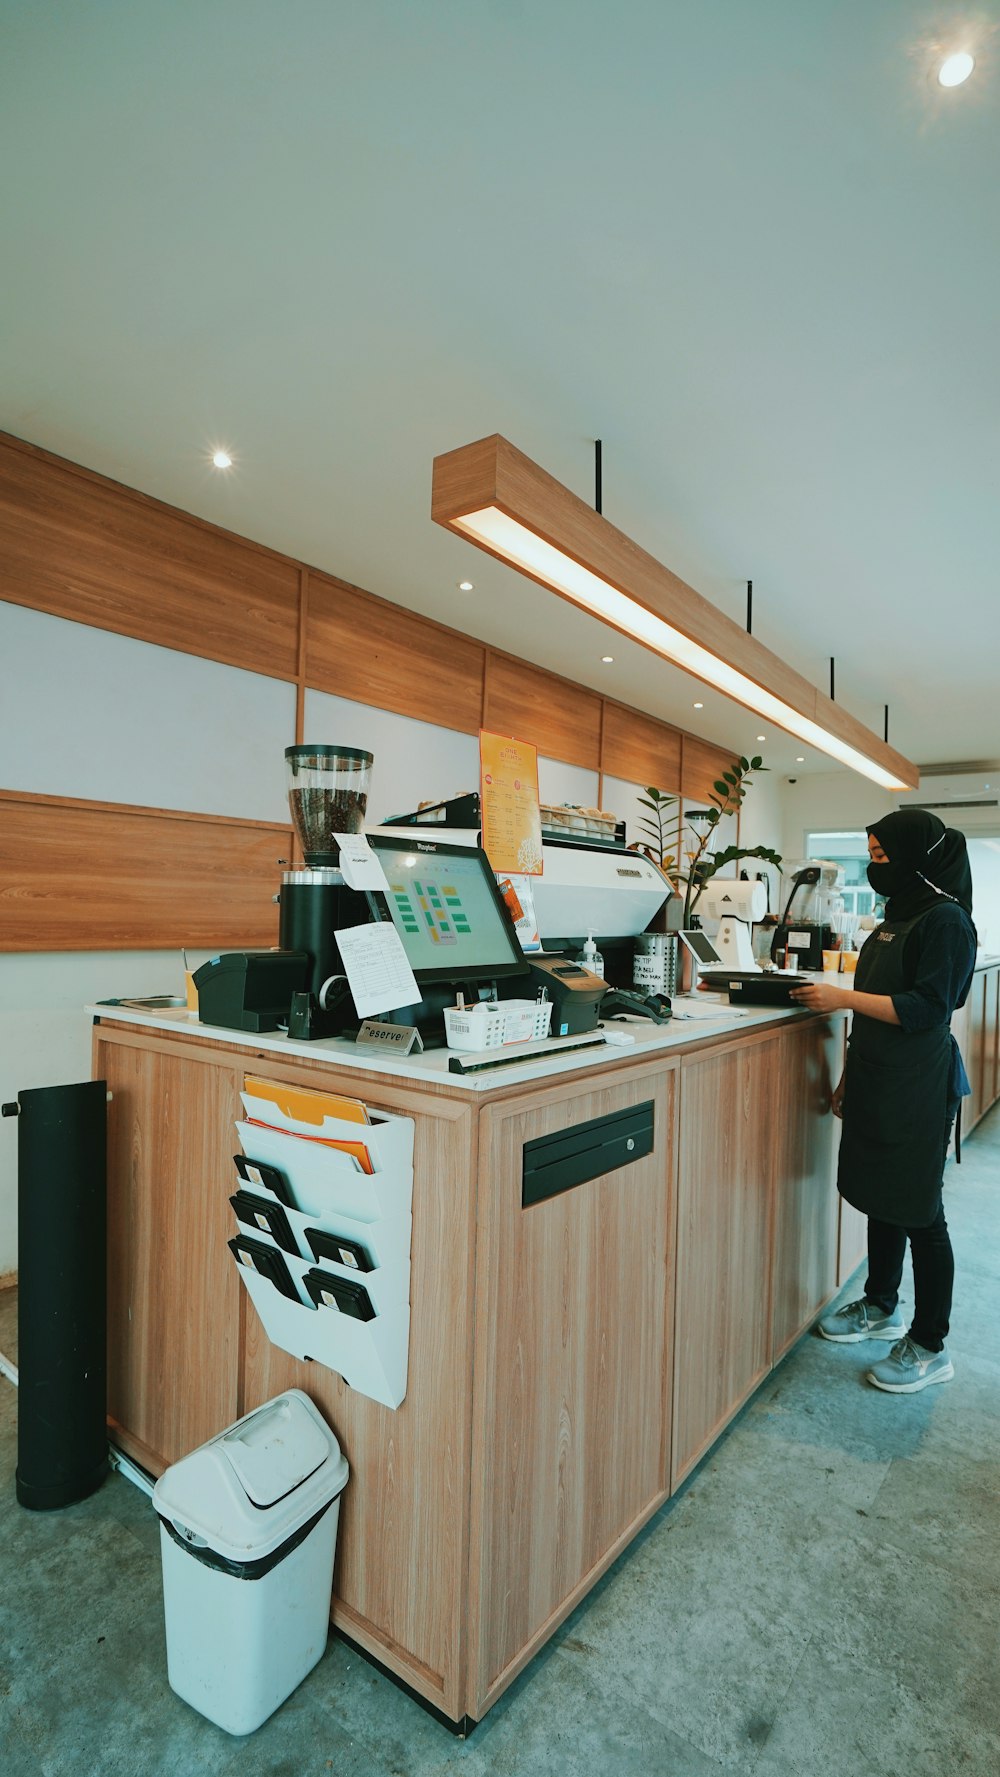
left=867, top=860, right=911, bottom=898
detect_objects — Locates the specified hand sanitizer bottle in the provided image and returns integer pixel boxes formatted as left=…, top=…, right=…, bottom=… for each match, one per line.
left=582, top=932, right=604, bottom=978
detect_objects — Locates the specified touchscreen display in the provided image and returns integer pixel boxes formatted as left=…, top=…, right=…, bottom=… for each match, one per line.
left=370, top=839, right=525, bottom=980
left=679, top=929, right=724, bottom=966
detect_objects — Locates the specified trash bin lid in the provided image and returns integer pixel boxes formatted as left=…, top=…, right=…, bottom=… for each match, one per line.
left=152, top=1390, right=349, bottom=1564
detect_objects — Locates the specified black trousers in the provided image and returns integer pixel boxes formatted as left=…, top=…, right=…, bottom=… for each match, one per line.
left=864, top=1102, right=959, bottom=1352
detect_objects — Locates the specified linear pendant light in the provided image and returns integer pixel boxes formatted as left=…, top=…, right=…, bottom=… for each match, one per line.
left=432, top=434, right=918, bottom=792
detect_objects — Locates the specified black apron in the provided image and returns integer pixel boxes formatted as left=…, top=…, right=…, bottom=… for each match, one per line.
left=837, top=907, right=952, bottom=1228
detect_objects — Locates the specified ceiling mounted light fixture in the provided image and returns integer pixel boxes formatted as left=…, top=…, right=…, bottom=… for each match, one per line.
left=431, top=435, right=918, bottom=791
left=211, top=449, right=233, bottom=469
left=939, top=50, right=975, bottom=86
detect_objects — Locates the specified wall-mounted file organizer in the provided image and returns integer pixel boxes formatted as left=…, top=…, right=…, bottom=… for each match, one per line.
left=230, top=1085, right=414, bottom=1410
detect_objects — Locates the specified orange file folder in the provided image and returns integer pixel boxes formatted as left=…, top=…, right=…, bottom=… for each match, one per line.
left=243, top=1076, right=370, bottom=1126
left=243, top=1117, right=376, bottom=1176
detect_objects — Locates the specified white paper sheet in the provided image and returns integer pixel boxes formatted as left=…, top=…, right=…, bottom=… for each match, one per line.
left=332, top=833, right=390, bottom=891
left=334, top=922, right=420, bottom=1018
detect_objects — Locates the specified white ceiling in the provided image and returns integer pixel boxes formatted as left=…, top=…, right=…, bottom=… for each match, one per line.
left=2, top=1, right=998, bottom=780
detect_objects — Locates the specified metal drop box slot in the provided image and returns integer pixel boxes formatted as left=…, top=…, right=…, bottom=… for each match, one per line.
left=522, top=1101, right=655, bottom=1207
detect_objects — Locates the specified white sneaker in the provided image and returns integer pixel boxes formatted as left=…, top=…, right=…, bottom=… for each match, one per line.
left=817, top=1298, right=905, bottom=1343
left=867, top=1337, right=954, bottom=1393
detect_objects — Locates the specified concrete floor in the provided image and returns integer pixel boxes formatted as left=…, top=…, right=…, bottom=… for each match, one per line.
left=2, top=1110, right=999, bottom=1777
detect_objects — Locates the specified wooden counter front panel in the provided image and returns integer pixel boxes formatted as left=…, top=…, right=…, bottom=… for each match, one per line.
left=672, top=1034, right=779, bottom=1488
left=770, top=1019, right=842, bottom=1361
left=237, top=1067, right=478, bottom=1723
left=469, top=1068, right=676, bottom=1707
left=99, top=1031, right=242, bottom=1470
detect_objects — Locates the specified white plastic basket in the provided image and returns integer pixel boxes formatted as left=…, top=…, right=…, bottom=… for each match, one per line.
left=443, top=998, right=553, bottom=1052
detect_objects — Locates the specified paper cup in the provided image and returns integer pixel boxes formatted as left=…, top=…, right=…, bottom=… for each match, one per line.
left=184, top=970, right=200, bottom=1017
left=822, top=950, right=841, bottom=974
left=840, top=951, right=859, bottom=975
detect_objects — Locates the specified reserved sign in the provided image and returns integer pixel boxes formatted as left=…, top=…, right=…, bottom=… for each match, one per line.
left=356, top=1019, right=424, bottom=1055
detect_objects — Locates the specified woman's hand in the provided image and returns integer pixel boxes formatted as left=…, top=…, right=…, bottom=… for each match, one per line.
left=788, top=980, right=852, bottom=1014
left=830, top=1074, right=846, bottom=1119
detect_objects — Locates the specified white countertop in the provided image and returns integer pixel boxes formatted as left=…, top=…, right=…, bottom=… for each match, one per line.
left=88, top=990, right=839, bottom=1095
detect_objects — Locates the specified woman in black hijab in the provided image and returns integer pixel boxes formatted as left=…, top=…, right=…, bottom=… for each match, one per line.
left=791, top=809, right=976, bottom=1393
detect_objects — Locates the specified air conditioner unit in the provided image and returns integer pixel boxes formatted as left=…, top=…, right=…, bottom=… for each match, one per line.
left=897, top=771, right=1000, bottom=835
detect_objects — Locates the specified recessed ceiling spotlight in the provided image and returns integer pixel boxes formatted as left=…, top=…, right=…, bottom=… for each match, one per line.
left=693, top=700, right=704, bottom=709
left=756, top=734, right=766, bottom=742
left=211, top=449, right=233, bottom=470
left=458, top=580, right=474, bottom=592
left=938, top=51, right=975, bottom=86
left=796, top=756, right=805, bottom=763
left=601, top=654, right=614, bottom=663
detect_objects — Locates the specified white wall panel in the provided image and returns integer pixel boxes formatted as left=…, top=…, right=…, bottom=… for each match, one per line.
left=601, top=775, right=667, bottom=853
left=537, top=758, right=599, bottom=810
left=0, top=950, right=211, bottom=1274
left=0, top=604, right=293, bottom=820
left=302, top=690, right=481, bottom=825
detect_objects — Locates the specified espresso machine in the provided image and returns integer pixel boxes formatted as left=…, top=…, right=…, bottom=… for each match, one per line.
left=277, top=744, right=378, bottom=1036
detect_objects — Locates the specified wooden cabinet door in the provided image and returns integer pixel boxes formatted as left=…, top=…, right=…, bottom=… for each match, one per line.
left=967, top=971, right=989, bottom=1129
left=99, top=1029, right=243, bottom=1471
left=469, top=1066, right=676, bottom=1713
left=989, top=967, right=1000, bottom=1112
left=771, top=1019, right=842, bottom=1359
left=672, top=1032, right=779, bottom=1488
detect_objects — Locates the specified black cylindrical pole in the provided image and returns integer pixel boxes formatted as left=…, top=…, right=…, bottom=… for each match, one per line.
left=11, top=1080, right=108, bottom=1509
left=884, top=704, right=889, bottom=743
left=746, top=580, right=753, bottom=634
left=594, top=438, right=602, bottom=514
left=830, top=657, right=835, bottom=701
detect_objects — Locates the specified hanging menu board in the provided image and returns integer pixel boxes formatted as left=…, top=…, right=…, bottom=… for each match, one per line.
left=479, top=731, right=544, bottom=876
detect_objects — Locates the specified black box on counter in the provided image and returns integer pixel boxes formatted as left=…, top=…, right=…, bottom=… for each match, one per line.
left=193, top=951, right=309, bottom=1033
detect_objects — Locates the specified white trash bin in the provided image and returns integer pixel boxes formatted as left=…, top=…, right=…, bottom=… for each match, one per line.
left=152, top=1389, right=349, bottom=1735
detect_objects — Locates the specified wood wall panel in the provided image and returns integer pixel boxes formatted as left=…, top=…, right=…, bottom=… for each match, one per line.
left=681, top=732, right=739, bottom=801
left=484, top=648, right=602, bottom=768
left=0, top=431, right=747, bottom=953
left=0, top=789, right=288, bottom=951
left=0, top=432, right=301, bottom=680
left=305, top=570, right=486, bottom=737
left=601, top=699, right=682, bottom=789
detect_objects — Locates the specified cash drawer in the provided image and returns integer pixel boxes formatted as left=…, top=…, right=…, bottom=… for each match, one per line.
left=522, top=1100, right=655, bottom=1207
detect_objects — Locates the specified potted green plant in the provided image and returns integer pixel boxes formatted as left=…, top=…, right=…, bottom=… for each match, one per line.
left=636, top=754, right=782, bottom=924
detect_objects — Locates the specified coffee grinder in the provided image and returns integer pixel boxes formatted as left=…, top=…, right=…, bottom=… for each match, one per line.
left=278, top=744, right=378, bottom=1036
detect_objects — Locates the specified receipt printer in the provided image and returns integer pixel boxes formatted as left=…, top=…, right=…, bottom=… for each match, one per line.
left=498, top=954, right=607, bottom=1036
left=194, top=950, right=309, bottom=1033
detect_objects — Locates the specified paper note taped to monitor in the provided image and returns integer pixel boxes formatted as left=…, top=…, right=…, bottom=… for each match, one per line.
left=335, top=922, right=420, bottom=1019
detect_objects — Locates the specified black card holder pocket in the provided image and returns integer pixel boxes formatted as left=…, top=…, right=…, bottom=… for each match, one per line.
left=227, top=1235, right=301, bottom=1302
left=305, top=1227, right=375, bottom=1272
left=230, top=1190, right=297, bottom=1256
left=233, top=1153, right=295, bottom=1207
left=302, top=1268, right=377, bottom=1321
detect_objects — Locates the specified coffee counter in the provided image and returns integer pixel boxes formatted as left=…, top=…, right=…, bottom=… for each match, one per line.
left=92, top=998, right=851, bottom=1732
